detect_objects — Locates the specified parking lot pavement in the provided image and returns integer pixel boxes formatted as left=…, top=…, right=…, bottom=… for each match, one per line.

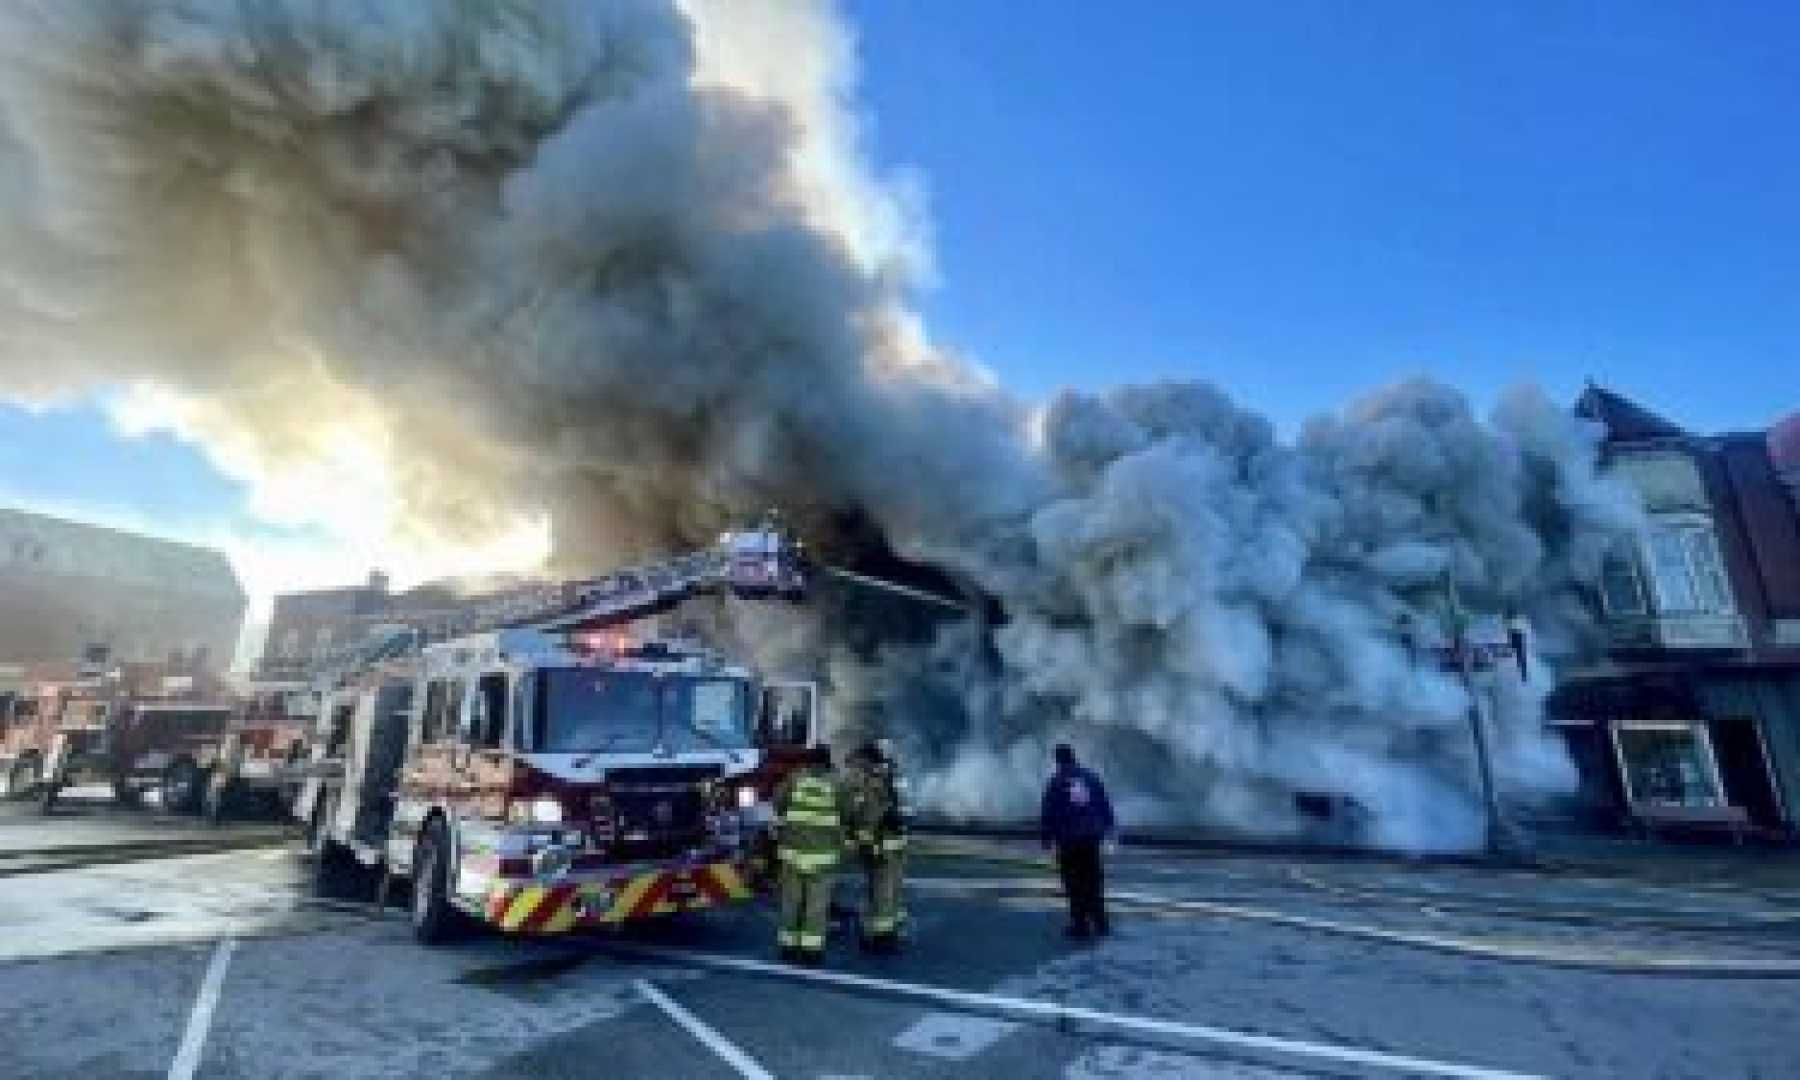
left=0, top=790, right=289, bottom=857
left=4, top=826, right=1800, bottom=1079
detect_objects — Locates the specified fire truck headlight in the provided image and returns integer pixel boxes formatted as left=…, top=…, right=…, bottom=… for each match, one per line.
left=532, top=846, right=574, bottom=879
left=736, top=785, right=757, bottom=811
left=512, top=797, right=563, bottom=825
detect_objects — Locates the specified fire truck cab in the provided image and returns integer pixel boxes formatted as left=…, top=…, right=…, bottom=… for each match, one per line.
left=0, top=664, right=234, bottom=813
left=297, top=626, right=819, bottom=944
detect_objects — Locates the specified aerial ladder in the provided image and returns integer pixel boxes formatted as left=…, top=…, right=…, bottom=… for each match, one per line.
left=305, top=517, right=964, bottom=692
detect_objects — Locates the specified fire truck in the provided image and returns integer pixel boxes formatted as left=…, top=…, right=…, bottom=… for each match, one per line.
left=294, top=524, right=825, bottom=944
left=0, top=655, right=236, bottom=813
left=193, top=682, right=317, bottom=823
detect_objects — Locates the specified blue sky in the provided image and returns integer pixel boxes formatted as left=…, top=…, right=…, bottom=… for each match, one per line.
left=849, top=0, right=1795, bottom=429
left=3, top=1, right=1796, bottom=563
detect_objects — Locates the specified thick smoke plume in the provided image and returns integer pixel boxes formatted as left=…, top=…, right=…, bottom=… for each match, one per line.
left=0, top=1, right=1640, bottom=849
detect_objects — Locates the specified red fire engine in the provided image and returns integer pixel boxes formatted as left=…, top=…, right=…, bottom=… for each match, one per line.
left=0, top=655, right=235, bottom=813
left=294, top=524, right=826, bottom=944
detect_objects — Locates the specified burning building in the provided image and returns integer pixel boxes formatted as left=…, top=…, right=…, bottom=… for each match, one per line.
left=1550, top=387, right=1800, bottom=842
left=0, top=1, right=1649, bottom=850
left=0, top=507, right=245, bottom=672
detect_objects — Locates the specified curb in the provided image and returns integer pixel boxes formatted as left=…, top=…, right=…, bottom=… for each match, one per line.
left=1283, top=868, right=1800, bottom=934
left=908, top=870, right=1800, bottom=979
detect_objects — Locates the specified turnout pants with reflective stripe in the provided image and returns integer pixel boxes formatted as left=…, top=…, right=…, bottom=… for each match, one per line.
left=858, top=843, right=906, bottom=938
left=777, top=864, right=834, bottom=954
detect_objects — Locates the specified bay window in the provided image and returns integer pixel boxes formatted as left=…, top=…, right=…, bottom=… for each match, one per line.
left=1600, top=517, right=1734, bottom=618
left=1645, top=521, right=1732, bottom=615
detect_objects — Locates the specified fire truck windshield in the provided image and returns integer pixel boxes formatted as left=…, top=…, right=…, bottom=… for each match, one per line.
left=533, top=670, right=753, bottom=754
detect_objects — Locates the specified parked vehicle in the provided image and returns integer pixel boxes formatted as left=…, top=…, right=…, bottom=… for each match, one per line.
left=197, top=682, right=317, bottom=823
left=296, top=629, right=818, bottom=943
left=0, top=659, right=234, bottom=813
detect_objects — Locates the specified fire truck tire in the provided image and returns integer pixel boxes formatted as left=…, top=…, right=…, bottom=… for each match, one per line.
left=203, top=778, right=233, bottom=825
left=306, top=793, right=359, bottom=897
left=160, top=758, right=204, bottom=815
left=411, top=819, right=462, bottom=946
left=3, top=758, right=35, bottom=800
left=114, top=778, right=145, bottom=809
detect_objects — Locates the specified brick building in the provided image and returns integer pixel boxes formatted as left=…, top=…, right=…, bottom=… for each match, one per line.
left=255, top=571, right=464, bottom=681
left=1550, top=387, right=1800, bottom=840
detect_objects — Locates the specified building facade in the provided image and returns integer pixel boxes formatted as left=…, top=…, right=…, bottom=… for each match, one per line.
left=255, top=571, right=464, bottom=681
left=1551, top=387, right=1800, bottom=841
left=0, top=508, right=245, bottom=673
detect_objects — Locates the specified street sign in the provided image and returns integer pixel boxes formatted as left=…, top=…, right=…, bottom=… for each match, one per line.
left=1430, top=640, right=1516, bottom=674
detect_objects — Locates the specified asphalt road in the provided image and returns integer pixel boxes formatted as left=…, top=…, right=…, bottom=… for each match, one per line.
left=2, top=797, right=1797, bottom=1079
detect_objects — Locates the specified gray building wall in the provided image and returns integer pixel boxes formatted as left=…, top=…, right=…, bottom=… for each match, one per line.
left=0, top=508, right=245, bottom=672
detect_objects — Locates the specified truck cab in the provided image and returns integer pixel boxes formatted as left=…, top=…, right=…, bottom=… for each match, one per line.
left=2, top=670, right=232, bottom=813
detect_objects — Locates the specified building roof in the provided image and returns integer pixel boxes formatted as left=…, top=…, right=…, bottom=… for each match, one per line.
left=1574, top=383, right=1689, bottom=443
left=0, top=507, right=245, bottom=603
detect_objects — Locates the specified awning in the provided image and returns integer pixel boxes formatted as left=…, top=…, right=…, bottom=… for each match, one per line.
left=1547, top=674, right=1701, bottom=728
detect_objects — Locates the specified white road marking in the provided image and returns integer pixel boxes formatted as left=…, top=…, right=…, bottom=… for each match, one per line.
left=628, top=947, right=1546, bottom=1080
left=167, top=938, right=236, bottom=1080
left=635, top=978, right=774, bottom=1080
left=893, top=1011, right=1019, bottom=1060
left=1067, top=1044, right=1313, bottom=1079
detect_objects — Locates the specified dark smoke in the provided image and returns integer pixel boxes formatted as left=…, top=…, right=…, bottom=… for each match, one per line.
left=0, top=1, right=1640, bottom=849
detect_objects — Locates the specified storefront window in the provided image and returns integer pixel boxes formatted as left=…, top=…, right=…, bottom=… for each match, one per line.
left=1616, top=725, right=1723, bottom=808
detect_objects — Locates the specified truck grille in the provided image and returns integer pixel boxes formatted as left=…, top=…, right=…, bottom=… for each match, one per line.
left=596, top=768, right=720, bottom=860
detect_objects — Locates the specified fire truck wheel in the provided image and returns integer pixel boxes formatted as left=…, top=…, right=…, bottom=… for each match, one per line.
left=203, top=778, right=232, bottom=825
left=305, top=794, right=327, bottom=855
left=3, top=758, right=34, bottom=800
left=411, top=819, right=461, bottom=946
left=160, top=758, right=204, bottom=815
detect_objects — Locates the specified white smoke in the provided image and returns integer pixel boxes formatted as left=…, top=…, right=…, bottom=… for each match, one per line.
left=902, top=380, right=1641, bottom=849
left=0, top=1, right=1640, bottom=849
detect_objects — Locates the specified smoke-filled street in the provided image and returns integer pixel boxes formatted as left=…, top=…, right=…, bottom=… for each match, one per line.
left=4, top=800, right=1797, bottom=1080
left=0, top=0, right=1658, bottom=848
left=3, top=3, right=1799, bottom=1080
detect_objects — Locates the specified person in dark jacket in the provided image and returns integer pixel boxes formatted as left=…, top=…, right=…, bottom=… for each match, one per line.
left=1039, top=743, right=1115, bottom=939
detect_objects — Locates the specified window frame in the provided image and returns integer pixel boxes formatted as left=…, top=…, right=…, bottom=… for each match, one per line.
left=1605, top=515, right=1736, bottom=619
left=471, top=673, right=508, bottom=751
left=1599, top=543, right=1648, bottom=617
left=1612, top=720, right=1727, bottom=809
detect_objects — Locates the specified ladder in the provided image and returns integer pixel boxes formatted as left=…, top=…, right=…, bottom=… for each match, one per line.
left=309, top=524, right=807, bottom=689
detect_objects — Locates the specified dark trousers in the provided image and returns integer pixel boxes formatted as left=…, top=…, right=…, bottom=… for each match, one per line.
left=1056, top=839, right=1107, bottom=931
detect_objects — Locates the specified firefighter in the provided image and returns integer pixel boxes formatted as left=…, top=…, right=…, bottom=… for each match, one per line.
left=845, top=739, right=908, bottom=953
left=774, top=744, right=843, bottom=965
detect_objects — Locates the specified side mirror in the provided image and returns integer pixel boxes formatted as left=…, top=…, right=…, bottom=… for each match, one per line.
left=757, top=682, right=818, bottom=749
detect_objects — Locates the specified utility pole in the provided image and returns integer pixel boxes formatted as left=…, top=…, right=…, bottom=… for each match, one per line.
left=1441, top=575, right=1515, bottom=861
